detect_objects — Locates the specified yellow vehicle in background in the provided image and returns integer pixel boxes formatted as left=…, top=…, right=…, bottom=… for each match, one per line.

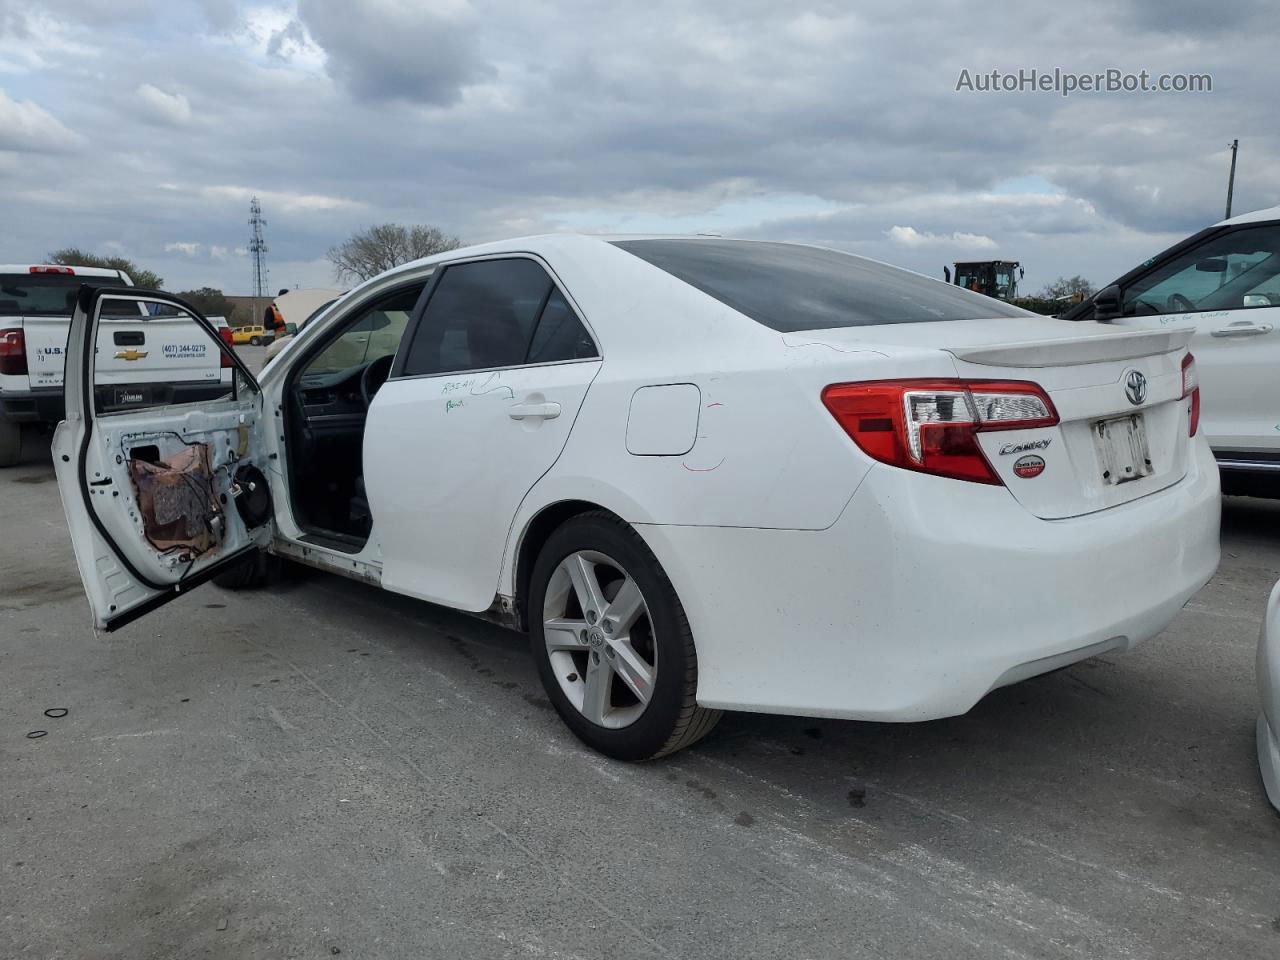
left=232, top=324, right=270, bottom=346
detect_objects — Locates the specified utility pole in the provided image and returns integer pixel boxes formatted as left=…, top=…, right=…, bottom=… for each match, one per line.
left=248, top=197, right=269, bottom=326
left=1225, top=139, right=1239, bottom=220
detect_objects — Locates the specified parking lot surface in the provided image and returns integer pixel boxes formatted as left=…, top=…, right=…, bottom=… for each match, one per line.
left=3, top=426, right=1279, bottom=959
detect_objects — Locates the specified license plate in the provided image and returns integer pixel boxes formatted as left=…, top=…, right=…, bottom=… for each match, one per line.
left=114, top=387, right=147, bottom=406
left=1093, top=413, right=1152, bottom=485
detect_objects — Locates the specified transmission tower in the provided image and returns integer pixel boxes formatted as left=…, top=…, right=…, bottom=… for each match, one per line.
left=248, top=197, right=269, bottom=298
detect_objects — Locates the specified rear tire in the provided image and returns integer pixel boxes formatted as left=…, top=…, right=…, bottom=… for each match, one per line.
left=529, top=511, right=721, bottom=760
left=0, top=420, right=22, bottom=467
left=212, top=549, right=282, bottom=589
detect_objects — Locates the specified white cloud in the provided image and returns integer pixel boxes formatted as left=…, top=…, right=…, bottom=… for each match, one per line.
left=197, top=184, right=361, bottom=213
left=0, top=88, right=80, bottom=153
left=886, top=226, right=997, bottom=251
left=136, top=83, right=192, bottom=126
left=165, top=241, right=202, bottom=255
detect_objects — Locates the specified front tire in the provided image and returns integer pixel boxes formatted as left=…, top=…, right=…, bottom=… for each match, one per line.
left=529, top=512, right=721, bottom=760
left=249, top=336, right=261, bottom=346
left=0, top=420, right=22, bottom=467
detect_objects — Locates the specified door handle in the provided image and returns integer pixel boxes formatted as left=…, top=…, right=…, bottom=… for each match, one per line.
left=1211, top=321, right=1273, bottom=337
left=508, top=401, right=561, bottom=420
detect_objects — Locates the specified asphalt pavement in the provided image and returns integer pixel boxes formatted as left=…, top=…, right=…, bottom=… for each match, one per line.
left=3, top=409, right=1279, bottom=959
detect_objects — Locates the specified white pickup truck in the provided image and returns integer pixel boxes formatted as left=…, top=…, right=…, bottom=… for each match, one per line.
left=0, top=265, right=230, bottom=465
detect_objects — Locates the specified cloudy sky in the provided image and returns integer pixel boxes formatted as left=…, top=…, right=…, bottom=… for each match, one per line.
left=1, top=0, right=1276, bottom=295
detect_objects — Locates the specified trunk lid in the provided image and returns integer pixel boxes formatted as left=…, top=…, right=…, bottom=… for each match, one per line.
left=802, top=317, right=1197, bottom=519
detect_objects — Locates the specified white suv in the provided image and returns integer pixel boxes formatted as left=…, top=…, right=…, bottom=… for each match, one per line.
left=1064, top=205, right=1280, bottom=496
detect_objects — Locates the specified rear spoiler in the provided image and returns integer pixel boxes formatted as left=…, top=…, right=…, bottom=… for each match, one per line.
left=947, top=327, right=1194, bottom=368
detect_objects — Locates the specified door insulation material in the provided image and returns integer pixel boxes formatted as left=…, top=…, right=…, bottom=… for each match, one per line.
left=127, top=443, right=222, bottom=554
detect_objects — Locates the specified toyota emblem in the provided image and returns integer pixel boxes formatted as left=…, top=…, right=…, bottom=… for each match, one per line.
left=1123, top=369, right=1147, bottom=406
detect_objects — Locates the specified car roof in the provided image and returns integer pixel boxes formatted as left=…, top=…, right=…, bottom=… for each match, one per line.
left=0, top=264, right=125, bottom=278
left=373, top=232, right=942, bottom=288
left=1217, top=204, right=1280, bottom=227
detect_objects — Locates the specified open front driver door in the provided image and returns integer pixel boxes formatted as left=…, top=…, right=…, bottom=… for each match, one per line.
left=52, top=287, right=273, bottom=631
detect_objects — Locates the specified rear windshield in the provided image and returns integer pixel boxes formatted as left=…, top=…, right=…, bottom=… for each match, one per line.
left=0, top=274, right=124, bottom=316
left=612, top=239, right=1033, bottom=331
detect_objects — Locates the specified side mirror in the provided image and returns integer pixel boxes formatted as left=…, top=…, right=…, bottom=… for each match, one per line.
left=1093, top=284, right=1122, bottom=321
left=1195, top=258, right=1228, bottom=273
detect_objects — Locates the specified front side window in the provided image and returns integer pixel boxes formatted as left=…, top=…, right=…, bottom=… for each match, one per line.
left=91, top=294, right=249, bottom=416
left=401, top=258, right=595, bottom=377
left=1121, top=225, right=1280, bottom=316
left=303, top=285, right=423, bottom=378
left=613, top=240, right=1032, bottom=331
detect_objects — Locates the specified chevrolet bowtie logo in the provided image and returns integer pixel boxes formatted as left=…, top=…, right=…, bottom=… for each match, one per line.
left=114, top=349, right=148, bottom=361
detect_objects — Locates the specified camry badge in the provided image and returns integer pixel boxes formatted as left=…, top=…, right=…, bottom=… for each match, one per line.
left=999, top=438, right=1051, bottom=456
left=114, top=349, right=149, bottom=361
left=1123, top=369, right=1147, bottom=406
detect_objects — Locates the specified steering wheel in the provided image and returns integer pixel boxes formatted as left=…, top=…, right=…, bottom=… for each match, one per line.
left=359, top=354, right=395, bottom=409
left=1167, top=293, right=1196, bottom=313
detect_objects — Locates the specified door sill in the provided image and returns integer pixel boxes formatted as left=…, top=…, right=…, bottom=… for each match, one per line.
left=296, top=529, right=368, bottom=554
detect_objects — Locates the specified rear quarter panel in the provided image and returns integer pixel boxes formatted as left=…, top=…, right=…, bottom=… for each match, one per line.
left=497, top=237, right=958, bottom=594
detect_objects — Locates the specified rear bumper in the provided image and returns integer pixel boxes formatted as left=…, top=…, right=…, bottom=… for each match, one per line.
left=1258, top=582, right=1280, bottom=813
left=639, top=439, right=1221, bottom=721
left=0, top=390, right=63, bottom=424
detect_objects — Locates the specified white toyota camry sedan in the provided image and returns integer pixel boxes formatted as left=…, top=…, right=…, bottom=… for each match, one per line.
left=52, top=235, right=1221, bottom=760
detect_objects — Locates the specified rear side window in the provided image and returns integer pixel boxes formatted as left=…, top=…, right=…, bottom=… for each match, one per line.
left=526, top=288, right=597, bottom=363
left=612, top=240, right=1033, bottom=331
left=400, top=258, right=597, bottom=376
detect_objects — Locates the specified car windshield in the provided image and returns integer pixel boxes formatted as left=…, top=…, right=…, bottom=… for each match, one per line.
left=0, top=273, right=118, bottom=316
left=613, top=240, right=1033, bottom=331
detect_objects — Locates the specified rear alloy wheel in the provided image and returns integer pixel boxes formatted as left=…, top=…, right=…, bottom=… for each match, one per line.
left=530, top=513, right=721, bottom=760
left=0, top=420, right=22, bottom=467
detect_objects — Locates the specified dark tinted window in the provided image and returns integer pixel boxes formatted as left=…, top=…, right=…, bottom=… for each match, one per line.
left=0, top=274, right=129, bottom=316
left=402, top=259, right=551, bottom=376
left=613, top=240, right=1033, bottom=331
left=527, top=288, right=597, bottom=363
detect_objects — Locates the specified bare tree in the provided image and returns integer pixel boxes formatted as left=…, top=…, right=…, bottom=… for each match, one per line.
left=326, top=224, right=462, bottom=283
left=1039, top=275, right=1096, bottom=301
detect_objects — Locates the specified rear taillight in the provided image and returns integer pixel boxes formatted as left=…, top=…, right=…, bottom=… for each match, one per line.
left=29, top=265, right=74, bottom=275
left=1181, top=353, right=1200, bottom=437
left=0, top=329, right=28, bottom=375
left=821, top=379, right=1059, bottom=485
left=217, top=327, right=234, bottom=367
